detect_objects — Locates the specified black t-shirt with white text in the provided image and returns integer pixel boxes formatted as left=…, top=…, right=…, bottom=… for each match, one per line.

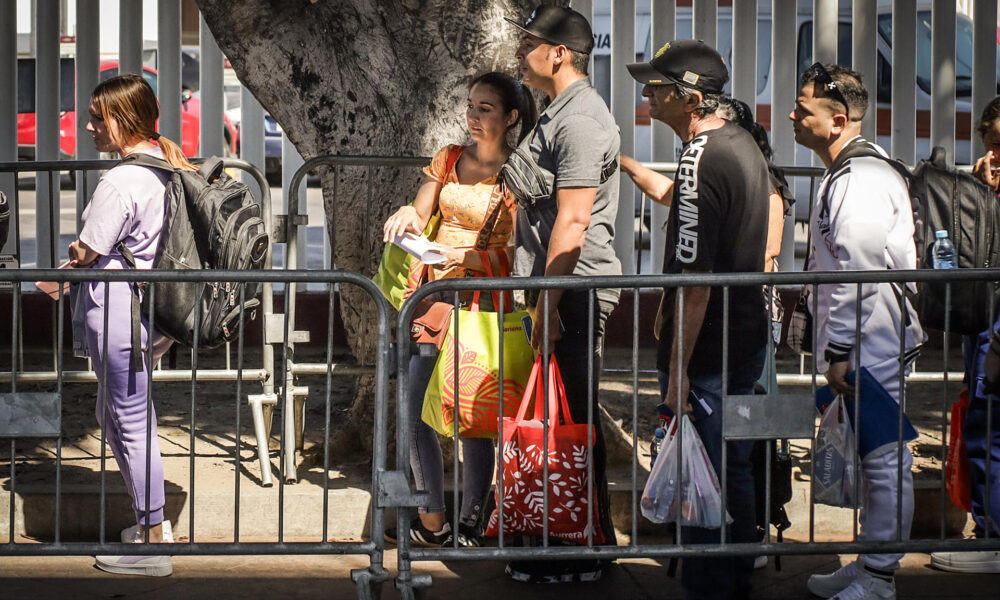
left=656, top=122, right=770, bottom=376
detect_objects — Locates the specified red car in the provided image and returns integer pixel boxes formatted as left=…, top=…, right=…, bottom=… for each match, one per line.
left=17, top=59, right=237, bottom=161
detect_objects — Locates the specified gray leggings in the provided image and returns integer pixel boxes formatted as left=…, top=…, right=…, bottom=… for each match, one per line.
left=409, top=343, right=495, bottom=527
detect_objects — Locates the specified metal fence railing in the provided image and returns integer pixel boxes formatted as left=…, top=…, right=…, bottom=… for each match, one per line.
left=389, top=268, right=1000, bottom=598
left=0, top=267, right=392, bottom=600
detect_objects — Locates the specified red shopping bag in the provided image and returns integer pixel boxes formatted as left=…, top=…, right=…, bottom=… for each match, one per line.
left=946, top=389, right=972, bottom=512
left=484, top=355, right=605, bottom=544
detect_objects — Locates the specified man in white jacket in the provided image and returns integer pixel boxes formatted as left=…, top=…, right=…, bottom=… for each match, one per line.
left=791, top=63, right=924, bottom=600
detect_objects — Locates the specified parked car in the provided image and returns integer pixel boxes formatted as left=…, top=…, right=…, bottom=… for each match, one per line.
left=17, top=58, right=238, bottom=161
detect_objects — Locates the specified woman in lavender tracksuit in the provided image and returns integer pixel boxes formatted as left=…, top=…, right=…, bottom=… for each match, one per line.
left=67, top=74, right=196, bottom=577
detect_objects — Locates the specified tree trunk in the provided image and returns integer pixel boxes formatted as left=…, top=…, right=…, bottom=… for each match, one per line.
left=196, top=0, right=559, bottom=458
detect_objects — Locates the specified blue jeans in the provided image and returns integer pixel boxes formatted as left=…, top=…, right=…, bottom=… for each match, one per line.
left=659, top=349, right=766, bottom=600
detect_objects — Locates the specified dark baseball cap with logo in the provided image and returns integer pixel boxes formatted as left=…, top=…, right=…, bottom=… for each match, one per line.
left=505, top=5, right=594, bottom=54
left=627, top=39, right=729, bottom=94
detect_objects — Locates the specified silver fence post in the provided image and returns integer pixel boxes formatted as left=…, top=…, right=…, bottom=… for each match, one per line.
left=118, top=0, right=142, bottom=75
left=772, top=0, right=796, bottom=273
left=971, top=0, right=998, bottom=164
left=0, top=1, right=14, bottom=256
left=891, top=0, right=917, bottom=164
left=693, top=0, right=718, bottom=48
left=852, top=0, right=878, bottom=144
left=611, top=0, right=636, bottom=274
left=35, top=0, right=59, bottom=269
left=76, top=1, right=100, bottom=224
left=931, top=0, right=957, bottom=163
left=731, top=0, right=758, bottom=113
left=157, top=0, right=183, bottom=144
left=649, top=0, right=674, bottom=275
left=199, top=14, right=225, bottom=158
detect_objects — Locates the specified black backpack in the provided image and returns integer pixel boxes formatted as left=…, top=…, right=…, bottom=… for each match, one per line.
left=116, top=154, right=269, bottom=368
left=822, top=141, right=1000, bottom=336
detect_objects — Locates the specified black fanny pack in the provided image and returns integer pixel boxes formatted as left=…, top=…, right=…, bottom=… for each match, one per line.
left=501, top=129, right=619, bottom=212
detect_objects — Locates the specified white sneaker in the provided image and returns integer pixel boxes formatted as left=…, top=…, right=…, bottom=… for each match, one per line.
left=930, top=549, right=1000, bottom=573
left=808, top=560, right=862, bottom=597
left=95, top=554, right=173, bottom=577
left=828, top=573, right=895, bottom=600
left=753, top=555, right=768, bottom=569
left=121, top=521, right=174, bottom=544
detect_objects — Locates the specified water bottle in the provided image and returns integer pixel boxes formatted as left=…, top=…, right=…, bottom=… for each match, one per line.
left=932, top=229, right=957, bottom=270
left=650, top=424, right=666, bottom=466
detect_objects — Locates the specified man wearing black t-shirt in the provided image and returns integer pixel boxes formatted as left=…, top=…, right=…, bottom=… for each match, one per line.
left=628, top=40, right=770, bottom=600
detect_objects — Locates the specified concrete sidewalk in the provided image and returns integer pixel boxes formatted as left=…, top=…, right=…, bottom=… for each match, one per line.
left=1, top=549, right=997, bottom=599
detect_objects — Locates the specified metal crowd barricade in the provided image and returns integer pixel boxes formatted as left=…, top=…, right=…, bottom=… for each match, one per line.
left=389, top=268, right=1000, bottom=599
left=0, top=158, right=294, bottom=487
left=0, top=266, right=393, bottom=600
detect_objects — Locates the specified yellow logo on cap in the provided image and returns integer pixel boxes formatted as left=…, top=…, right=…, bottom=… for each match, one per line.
left=649, top=79, right=663, bottom=83
left=654, top=42, right=670, bottom=58
left=683, top=71, right=700, bottom=85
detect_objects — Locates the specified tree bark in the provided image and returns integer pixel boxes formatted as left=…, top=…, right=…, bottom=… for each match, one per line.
left=196, top=0, right=562, bottom=457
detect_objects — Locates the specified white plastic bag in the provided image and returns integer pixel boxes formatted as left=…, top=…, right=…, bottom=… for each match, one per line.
left=813, top=395, right=858, bottom=508
left=641, top=416, right=732, bottom=528
left=641, top=418, right=678, bottom=523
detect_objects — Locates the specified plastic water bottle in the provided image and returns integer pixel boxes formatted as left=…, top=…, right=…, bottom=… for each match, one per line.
left=650, top=424, right=666, bottom=466
left=932, top=230, right=957, bottom=270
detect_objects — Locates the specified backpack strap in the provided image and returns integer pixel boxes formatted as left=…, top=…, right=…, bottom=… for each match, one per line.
left=820, top=138, right=910, bottom=217
left=118, top=152, right=175, bottom=173
left=115, top=241, right=146, bottom=373
left=198, top=157, right=226, bottom=183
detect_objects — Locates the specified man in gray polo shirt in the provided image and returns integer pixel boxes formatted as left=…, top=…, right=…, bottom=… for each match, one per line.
left=505, top=5, right=621, bottom=583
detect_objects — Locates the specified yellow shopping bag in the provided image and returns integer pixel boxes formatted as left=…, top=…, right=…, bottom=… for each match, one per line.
left=422, top=292, right=534, bottom=439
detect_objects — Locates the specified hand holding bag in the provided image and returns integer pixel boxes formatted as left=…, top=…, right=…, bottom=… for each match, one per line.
left=485, top=355, right=605, bottom=544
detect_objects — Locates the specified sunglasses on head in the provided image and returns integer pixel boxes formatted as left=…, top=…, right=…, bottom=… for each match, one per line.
left=810, top=62, right=850, bottom=120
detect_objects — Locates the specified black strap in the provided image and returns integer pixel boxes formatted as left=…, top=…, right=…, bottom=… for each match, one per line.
left=115, top=241, right=145, bottom=373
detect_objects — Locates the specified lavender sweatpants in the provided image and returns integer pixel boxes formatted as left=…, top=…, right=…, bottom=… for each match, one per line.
left=85, top=280, right=173, bottom=526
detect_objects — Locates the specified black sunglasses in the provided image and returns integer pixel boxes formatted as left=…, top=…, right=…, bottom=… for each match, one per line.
left=810, top=62, right=850, bottom=120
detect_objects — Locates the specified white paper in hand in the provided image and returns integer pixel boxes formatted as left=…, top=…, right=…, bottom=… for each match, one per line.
left=392, top=232, right=447, bottom=265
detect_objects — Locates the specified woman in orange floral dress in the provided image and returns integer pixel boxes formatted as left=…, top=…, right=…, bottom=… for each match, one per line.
left=382, top=72, right=536, bottom=548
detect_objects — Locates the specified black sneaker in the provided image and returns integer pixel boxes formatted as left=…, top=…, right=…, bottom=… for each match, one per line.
left=384, top=518, right=451, bottom=548
left=443, top=523, right=485, bottom=548
left=506, top=559, right=603, bottom=584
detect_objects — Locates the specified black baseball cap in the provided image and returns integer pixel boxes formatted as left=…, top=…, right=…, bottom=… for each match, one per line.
left=505, top=5, right=594, bottom=54
left=627, top=39, right=729, bottom=94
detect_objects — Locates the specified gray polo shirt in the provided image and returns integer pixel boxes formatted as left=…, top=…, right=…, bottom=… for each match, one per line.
left=513, top=77, right=622, bottom=306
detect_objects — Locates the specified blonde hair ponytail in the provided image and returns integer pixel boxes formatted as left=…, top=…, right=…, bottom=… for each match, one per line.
left=91, top=74, right=197, bottom=171
left=155, top=135, right=197, bottom=171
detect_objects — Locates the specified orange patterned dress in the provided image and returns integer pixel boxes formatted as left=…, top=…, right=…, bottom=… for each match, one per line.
left=423, top=144, right=515, bottom=281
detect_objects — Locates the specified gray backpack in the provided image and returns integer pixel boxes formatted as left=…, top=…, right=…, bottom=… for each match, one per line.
left=116, top=154, right=268, bottom=369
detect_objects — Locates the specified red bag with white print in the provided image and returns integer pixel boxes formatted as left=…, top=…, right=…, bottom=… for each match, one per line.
left=485, top=355, right=605, bottom=544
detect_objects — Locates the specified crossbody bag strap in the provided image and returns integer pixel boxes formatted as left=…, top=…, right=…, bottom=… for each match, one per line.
left=115, top=241, right=145, bottom=373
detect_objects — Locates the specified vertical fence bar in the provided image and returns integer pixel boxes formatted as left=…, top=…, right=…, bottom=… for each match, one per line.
left=144, top=284, right=156, bottom=542
left=897, top=282, right=907, bottom=542
left=322, top=284, right=334, bottom=541
left=692, top=0, right=718, bottom=49
left=808, top=283, right=818, bottom=542
left=986, top=288, right=995, bottom=538
left=611, top=0, right=636, bottom=274
left=675, top=284, right=684, bottom=545
left=720, top=285, right=729, bottom=542
left=649, top=0, right=675, bottom=275
left=76, top=1, right=100, bottom=219
left=35, top=0, right=59, bottom=269
left=239, top=90, right=265, bottom=199
left=891, top=0, right=917, bottom=164
left=497, top=283, right=506, bottom=549
left=234, top=285, right=245, bottom=542
left=772, top=0, right=796, bottom=273
left=118, top=0, right=142, bottom=75
left=588, top=288, right=596, bottom=548
left=452, top=289, right=460, bottom=548
left=731, top=0, right=758, bottom=112
left=188, top=286, right=198, bottom=541
left=931, top=0, right=957, bottom=162
left=971, top=0, right=998, bottom=164
left=853, top=284, right=862, bottom=539
left=541, top=289, right=550, bottom=546
left=0, top=0, right=15, bottom=251
left=53, top=280, right=64, bottom=542
left=940, top=283, right=951, bottom=538
left=99, top=282, right=111, bottom=544
left=631, top=287, right=638, bottom=544
left=157, top=0, right=182, bottom=144
left=852, top=0, right=878, bottom=143
left=199, top=14, right=225, bottom=157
